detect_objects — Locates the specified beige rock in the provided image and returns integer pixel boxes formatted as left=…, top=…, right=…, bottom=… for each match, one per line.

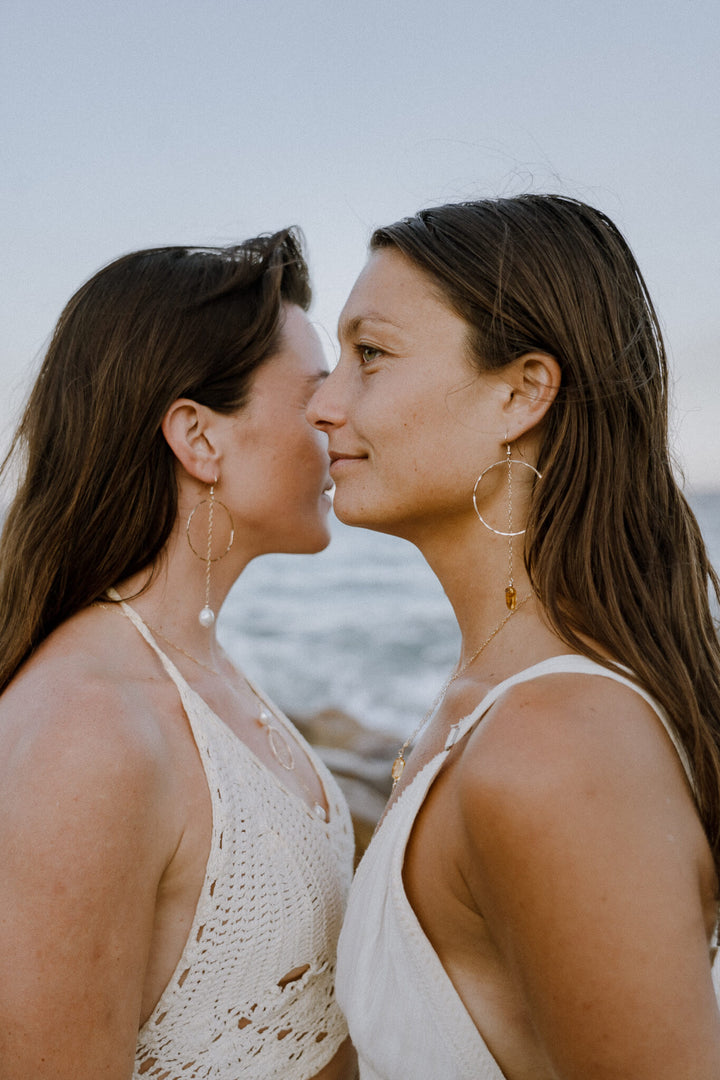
left=293, top=708, right=396, bottom=860
left=294, top=708, right=398, bottom=758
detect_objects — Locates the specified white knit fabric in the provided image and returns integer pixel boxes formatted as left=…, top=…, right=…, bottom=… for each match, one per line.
left=336, top=655, right=720, bottom=1080
left=113, top=596, right=355, bottom=1080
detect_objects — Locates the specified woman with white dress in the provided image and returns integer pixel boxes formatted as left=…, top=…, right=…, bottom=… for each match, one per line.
left=0, top=231, right=356, bottom=1079
left=308, top=195, right=720, bottom=1079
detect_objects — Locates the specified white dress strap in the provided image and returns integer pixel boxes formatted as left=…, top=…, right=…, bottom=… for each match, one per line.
left=443, top=653, right=695, bottom=791
left=105, top=586, right=192, bottom=698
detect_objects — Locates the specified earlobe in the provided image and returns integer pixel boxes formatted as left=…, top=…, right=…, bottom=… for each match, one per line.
left=161, top=398, right=221, bottom=483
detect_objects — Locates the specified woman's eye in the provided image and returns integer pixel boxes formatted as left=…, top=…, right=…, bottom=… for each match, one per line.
left=359, top=345, right=382, bottom=365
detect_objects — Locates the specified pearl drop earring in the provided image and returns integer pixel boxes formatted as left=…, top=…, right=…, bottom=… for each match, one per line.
left=185, top=478, right=235, bottom=627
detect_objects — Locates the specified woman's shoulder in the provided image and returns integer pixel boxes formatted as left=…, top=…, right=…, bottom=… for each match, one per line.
left=0, top=607, right=190, bottom=915
left=453, top=663, right=709, bottom=875
left=0, top=607, right=180, bottom=811
left=456, top=662, right=700, bottom=837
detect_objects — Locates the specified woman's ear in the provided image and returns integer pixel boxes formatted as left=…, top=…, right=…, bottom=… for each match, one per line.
left=502, top=351, right=561, bottom=437
left=161, top=398, right=221, bottom=483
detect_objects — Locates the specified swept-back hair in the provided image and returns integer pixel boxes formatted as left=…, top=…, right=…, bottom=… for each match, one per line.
left=0, top=229, right=311, bottom=691
left=372, top=195, right=720, bottom=873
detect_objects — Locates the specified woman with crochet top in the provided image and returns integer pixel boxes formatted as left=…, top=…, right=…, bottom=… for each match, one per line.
left=0, top=232, right=356, bottom=1079
left=308, top=195, right=720, bottom=1079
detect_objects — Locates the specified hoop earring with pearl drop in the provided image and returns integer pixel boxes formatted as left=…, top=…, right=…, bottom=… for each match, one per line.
left=186, top=478, right=235, bottom=627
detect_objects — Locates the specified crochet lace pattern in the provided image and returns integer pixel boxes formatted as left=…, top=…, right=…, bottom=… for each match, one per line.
left=116, top=598, right=355, bottom=1080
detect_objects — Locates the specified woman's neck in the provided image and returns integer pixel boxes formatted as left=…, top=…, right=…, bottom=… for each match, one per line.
left=408, top=514, right=555, bottom=668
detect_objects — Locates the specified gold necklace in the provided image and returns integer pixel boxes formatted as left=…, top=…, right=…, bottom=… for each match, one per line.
left=390, top=593, right=532, bottom=789
left=254, top=696, right=329, bottom=822
left=147, top=622, right=221, bottom=674
left=98, top=601, right=328, bottom=822
left=144, top=619, right=328, bottom=822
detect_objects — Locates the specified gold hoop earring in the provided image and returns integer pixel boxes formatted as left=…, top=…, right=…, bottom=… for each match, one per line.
left=472, top=443, right=541, bottom=610
left=186, top=480, right=235, bottom=627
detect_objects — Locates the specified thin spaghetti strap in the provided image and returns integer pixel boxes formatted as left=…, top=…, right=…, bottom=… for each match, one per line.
left=105, top=586, right=190, bottom=694
left=443, top=654, right=695, bottom=792
left=443, top=675, right=525, bottom=751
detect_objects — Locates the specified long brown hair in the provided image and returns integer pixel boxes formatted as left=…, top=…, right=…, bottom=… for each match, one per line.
left=0, top=229, right=311, bottom=692
left=371, top=195, right=720, bottom=873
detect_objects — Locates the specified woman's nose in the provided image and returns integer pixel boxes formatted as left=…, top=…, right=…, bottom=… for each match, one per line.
left=306, top=365, right=345, bottom=430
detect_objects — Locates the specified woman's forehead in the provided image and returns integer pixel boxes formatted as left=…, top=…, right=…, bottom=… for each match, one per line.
left=338, top=249, right=455, bottom=341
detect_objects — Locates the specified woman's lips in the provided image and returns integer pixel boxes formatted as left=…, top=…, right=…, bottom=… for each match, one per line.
left=328, top=451, right=366, bottom=471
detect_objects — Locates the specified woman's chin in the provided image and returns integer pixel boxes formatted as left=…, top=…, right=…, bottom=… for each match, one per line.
left=309, top=523, right=333, bottom=553
left=331, top=499, right=397, bottom=536
left=330, top=498, right=366, bottom=528
left=297, top=517, right=333, bottom=554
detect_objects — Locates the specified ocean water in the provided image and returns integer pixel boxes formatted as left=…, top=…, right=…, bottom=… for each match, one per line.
left=219, top=492, right=720, bottom=738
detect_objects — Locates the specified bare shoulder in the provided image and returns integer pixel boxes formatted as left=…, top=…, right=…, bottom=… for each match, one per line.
left=458, top=669, right=697, bottom=821
left=1, top=649, right=159, bottom=762
left=0, top=614, right=177, bottom=839
left=454, top=666, right=716, bottom=943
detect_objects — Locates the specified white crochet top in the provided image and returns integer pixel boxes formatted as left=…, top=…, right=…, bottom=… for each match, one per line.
left=336, top=655, right=720, bottom=1080
left=114, top=597, right=355, bottom=1080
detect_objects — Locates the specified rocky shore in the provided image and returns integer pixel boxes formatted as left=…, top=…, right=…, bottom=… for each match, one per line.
left=293, top=709, right=397, bottom=861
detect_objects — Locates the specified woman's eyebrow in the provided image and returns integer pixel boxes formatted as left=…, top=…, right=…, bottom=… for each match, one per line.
left=337, top=313, right=402, bottom=339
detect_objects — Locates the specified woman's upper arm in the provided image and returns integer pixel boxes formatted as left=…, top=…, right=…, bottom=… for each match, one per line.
left=459, top=677, right=720, bottom=1080
left=0, top=683, right=170, bottom=1079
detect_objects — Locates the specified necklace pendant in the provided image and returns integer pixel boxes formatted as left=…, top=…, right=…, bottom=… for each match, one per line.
left=266, top=724, right=295, bottom=771
left=391, top=755, right=405, bottom=783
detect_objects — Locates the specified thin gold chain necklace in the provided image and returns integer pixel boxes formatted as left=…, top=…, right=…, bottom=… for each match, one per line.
left=151, top=622, right=328, bottom=821
left=101, top=603, right=329, bottom=822
left=146, top=622, right=328, bottom=821
left=390, top=593, right=532, bottom=789
left=146, top=621, right=221, bottom=675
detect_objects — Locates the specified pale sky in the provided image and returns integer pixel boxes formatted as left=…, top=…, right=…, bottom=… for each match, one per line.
left=2, top=0, right=718, bottom=489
